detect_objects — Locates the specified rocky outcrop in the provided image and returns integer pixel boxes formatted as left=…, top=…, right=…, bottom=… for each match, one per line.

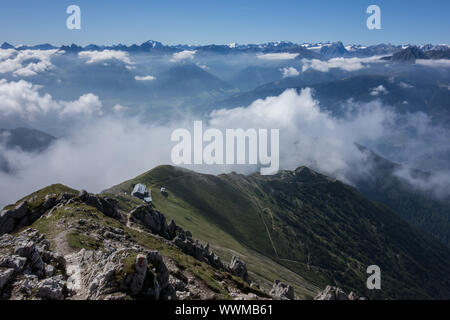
left=0, top=201, right=36, bottom=235
left=130, top=254, right=147, bottom=295
left=129, top=207, right=253, bottom=284
left=14, top=239, right=45, bottom=276
left=129, top=207, right=258, bottom=292
left=0, top=193, right=76, bottom=236
left=172, top=232, right=225, bottom=270
left=130, top=205, right=169, bottom=238
left=270, top=280, right=294, bottom=300
left=36, top=276, right=66, bottom=300
left=129, top=206, right=228, bottom=274
left=132, top=207, right=254, bottom=284
left=0, top=227, right=180, bottom=300
left=228, top=255, right=249, bottom=283
left=0, top=229, right=68, bottom=300
left=76, top=247, right=175, bottom=300
left=0, top=191, right=123, bottom=236
left=147, top=251, right=175, bottom=299
left=314, top=285, right=366, bottom=300
left=66, top=217, right=263, bottom=300
left=78, top=190, right=122, bottom=221
left=0, top=254, right=27, bottom=272
left=0, top=268, right=15, bottom=290
left=128, top=209, right=257, bottom=293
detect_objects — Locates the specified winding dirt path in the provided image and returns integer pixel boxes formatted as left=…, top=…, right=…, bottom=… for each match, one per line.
left=65, top=252, right=85, bottom=299
left=52, top=230, right=86, bottom=299
left=126, top=211, right=143, bottom=233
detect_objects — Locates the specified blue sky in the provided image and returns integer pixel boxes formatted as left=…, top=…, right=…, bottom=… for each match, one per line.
left=0, top=0, right=449, bottom=46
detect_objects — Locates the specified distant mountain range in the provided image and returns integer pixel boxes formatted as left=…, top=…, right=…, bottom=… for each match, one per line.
left=2, top=40, right=449, bottom=59
left=381, top=46, right=450, bottom=63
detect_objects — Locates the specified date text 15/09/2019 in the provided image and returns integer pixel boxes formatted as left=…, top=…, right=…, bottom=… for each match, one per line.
left=175, top=304, right=273, bottom=317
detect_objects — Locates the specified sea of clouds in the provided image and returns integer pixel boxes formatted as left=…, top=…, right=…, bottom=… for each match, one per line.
left=1, top=85, right=450, bottom=206
left=0, top=49, right=449, bottom=207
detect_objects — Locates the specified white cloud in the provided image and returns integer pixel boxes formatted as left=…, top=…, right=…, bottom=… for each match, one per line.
left=113, top=104, right=127, bottom=113
left=301, top=56, right=382, bottom=72
left=78, top=50, right=134, bottom=65
left=60, top=94, right=103, bottom=116
left=0, top=49, right=61, bottom=77
left=0, top=49, right=16, bottom=61
left=170, top=50, right=197, bottom=62
left=257, top=53, right=299, bottom=60
left=0, top=79, right=102, bottom=118
left=209, top=88, right=395, bottom=180
left=416, top=59, right=450, bottom=68
left=0, top=117, right=176, bottom=207
left=0, top=79, right=59, bottom=117
left=1, top=87, right=450, bottom=207
left=135, top=75, right=156, bottom=81
left=3, top=89, right=379, bottom=206
left=394, top=165, right=450, bottom=198
left=399, top=82, right=414, bottom=89
left=206, top=89, right=450, bottom=197
left=370, top=85, right=388, bottom=96
left=281, top=67, right=300, bottom=78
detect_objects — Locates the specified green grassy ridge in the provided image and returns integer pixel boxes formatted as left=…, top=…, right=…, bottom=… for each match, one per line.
left=104, top=167, right=319, bottom=298
left=222, top=169, right=450, bottom=299
left=2, top=184, right=78, bottom=212
left=105, top=165, right=450, bottom=299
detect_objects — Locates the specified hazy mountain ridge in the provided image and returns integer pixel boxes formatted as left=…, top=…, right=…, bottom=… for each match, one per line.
left=381, top=46, right=450, bottom=63
left=352, top=145, right=450, bottom=247
left=0, top=128, right=56, bottom=153
left=0, top=128, right=56, bottom=175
